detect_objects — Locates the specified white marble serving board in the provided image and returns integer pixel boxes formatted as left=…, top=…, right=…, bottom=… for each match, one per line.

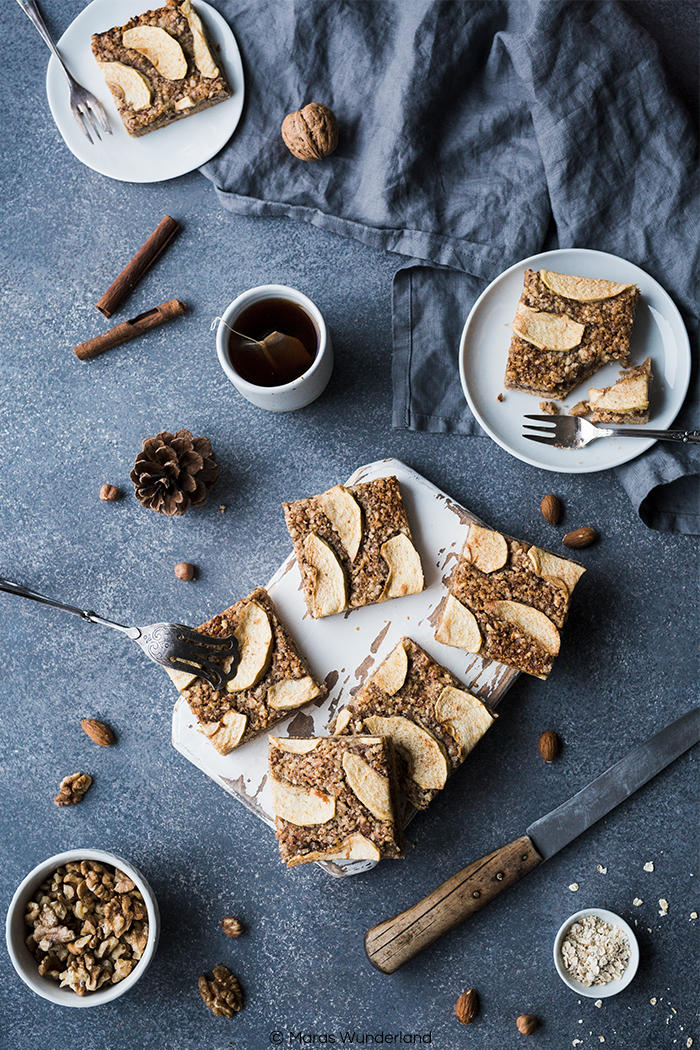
left=172, top=458, right=520, bottom=876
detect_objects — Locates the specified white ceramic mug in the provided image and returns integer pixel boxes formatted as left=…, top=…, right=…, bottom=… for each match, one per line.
left=215, top=284, right=333, bottom=411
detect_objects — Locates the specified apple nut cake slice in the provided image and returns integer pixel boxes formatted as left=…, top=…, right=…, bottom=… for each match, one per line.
left=283, top=476, right=424, bottom=618
left=166, top=588, right=325, bottom=755
left=435, top=523, right=585, bottom=680
left=268, top=735, right=406, bottom=867
left=505, top=269, right=639, bottom=398
left=330, top=638, right=495, bottom=811
left=92, top=0, right=231, bottom=138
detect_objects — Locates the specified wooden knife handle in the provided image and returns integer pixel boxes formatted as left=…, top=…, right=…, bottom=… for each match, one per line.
left=364, top=835, right=542, bottom=974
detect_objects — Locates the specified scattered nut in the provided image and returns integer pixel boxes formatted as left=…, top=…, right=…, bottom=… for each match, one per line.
left=540, top=494, right=562, bottom=526
left=282, top=102, right=338, bottom=160
left=199, top=965, right=243, bottom=1017
left=54, top=773, right=92, bottom=806
left=174, top=562, right=196, bottom=581
left=80, top=719, right=115, bottom=747
left=24, top=859, right=147, bottom=995
left=538, top=729, right=560, bottom=762
left=99, top=484, right=121, bottom=502
left=455, top=987, right=479, bottom=1025
left=562, top=527, right=597, bottom=549
left=221, top=916, right=243, bottom=938
left=516, top=1014, right=538, bottom=1035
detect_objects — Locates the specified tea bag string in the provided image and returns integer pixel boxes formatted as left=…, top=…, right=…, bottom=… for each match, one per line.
left=210, top=316, right=260, bottom=344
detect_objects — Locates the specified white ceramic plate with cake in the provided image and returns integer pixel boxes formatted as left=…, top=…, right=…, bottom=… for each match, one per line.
left=45, top=0, right=244, bottom=183
left=459, top=248, right=691, bottom=474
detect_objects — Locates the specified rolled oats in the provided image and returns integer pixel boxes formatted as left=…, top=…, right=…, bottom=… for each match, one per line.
left=643, top=861, right=655, bottom=872
left=24, top=861, right=148, bottom=996
left=658, top=898, right=669, bottom=916
left=560, top=915, right=630, bottom=987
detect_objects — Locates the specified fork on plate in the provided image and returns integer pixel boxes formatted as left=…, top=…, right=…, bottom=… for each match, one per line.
left=17, top=0, right=111, bottom=143
left=0, top=578, right=239, bottom=690
left=522, top=414, right=700, bottom=450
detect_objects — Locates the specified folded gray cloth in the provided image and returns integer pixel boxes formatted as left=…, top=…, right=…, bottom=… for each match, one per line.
left=201, top=0, right=699, bottom=533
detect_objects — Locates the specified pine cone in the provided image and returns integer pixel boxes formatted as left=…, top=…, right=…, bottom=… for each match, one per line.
left=130, top=429, right=219, bottom=516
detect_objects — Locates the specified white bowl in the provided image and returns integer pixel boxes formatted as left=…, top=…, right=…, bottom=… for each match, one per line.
left=215, top=284, right=333, bottom=411
left=6, top=849, right=160, bottom=1007
left=553, top=908, right=639, bottom=998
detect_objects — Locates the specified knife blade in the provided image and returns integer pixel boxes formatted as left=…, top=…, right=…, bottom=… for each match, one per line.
left=364, top=707, right=699, bottom=974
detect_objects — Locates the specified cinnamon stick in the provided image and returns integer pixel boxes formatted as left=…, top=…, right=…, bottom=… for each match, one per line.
left=74, top=299, right=186, bottom=360
left=96, top=215, right=180, bottom=318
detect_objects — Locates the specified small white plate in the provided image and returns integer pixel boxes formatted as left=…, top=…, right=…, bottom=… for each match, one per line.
left=553, top=908, right=639, bottom=998
left=45, top=0, right=244, bottom=183
left=459, top=248, right=691, bottom=474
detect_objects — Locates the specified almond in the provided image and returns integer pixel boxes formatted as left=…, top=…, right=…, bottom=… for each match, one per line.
left=562, top=527, right=597, bottom=549
left=516, top=1014, right=538, bottom=1035
left=540, top=494, right=561, bottom=526
left=538, top=730, right=560, bottom=762
left=455, top=987, right=479, bottom=1025
left=80, top=718, right=115, bottom=747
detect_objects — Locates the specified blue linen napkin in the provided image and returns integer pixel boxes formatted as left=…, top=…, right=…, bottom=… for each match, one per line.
left=201, top=0, right=699, bottom=533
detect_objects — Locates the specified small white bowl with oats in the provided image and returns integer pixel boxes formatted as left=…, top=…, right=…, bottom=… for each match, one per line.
left=6, top=849, right=160, bottom=1007
left=554, top=908, right=639, bottom=998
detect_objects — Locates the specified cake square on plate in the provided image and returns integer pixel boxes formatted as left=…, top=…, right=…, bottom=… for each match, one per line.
left=283, top=475, right=424, bottom=618
left=166, top=588, right=325, bottom=755
left=92, top=0, right=232, bottom=137
left=330, top=637, right=495, bottom=811
left=435, top=523, right=585, bottom=680
left=268, top=735, right=406, bottom=867
left=504, top=269, right=639, bottom=398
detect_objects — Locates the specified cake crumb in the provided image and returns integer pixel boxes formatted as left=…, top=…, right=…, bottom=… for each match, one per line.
left=643, top=861, right=655, bottom=872
left=659, top=898, right=669, bottom=916
left=569, top=883, right=580, bottom=891
left=496, top=392, right=504, bottom=402
left=633, top=897, right=644, bottom=907
left=597, top=864, right=608, bottom=874
left=539, top=400, right=560, bottom=415
left=569, top=400, right=589, bottom=416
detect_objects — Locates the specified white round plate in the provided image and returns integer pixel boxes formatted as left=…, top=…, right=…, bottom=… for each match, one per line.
left=45, top=0, right=244, bottom=183
left=459, top=248, right=691, bottom=474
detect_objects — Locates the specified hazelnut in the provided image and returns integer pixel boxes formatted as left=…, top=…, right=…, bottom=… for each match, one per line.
left=99, top=483, right=121, bottom=501
left=516, top=1015, right=538, bottom=1035
left=538, top=730, right=560, bottom=762
left=174, top=562, right=195, bottom=581
left=562, top=527, right=597, bottom=549
left=221, top=916, right=244, bottom=938
left=455, top=987, right=478, bottom=1025
left=281, top=102, right=338, bottom=160
left=540, top=494, right=561, bottom=526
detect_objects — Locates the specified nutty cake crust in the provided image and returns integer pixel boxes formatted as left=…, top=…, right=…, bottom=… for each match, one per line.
left=504, top=269, right=639, bottom=398
left=331, top=638, right=494, bottom=810
left=436, top=524, right=585, bottom=680
left=269, top=736, right=405, bottom=867
left=92, top=1, right=231, bottom=138
left=168, top=588, right=325, bottom=754
left=283, top=475, right=424, bottom=617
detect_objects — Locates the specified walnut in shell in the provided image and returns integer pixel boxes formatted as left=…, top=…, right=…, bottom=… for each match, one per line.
left=281, top=103, right=338, bottom=160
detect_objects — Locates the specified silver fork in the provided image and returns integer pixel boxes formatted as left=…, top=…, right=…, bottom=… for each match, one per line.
left=523, top=414, right=700, bottom=450
left=17, top=0, right=111, bottom=143
left=0, top=578, right=239, bottom=690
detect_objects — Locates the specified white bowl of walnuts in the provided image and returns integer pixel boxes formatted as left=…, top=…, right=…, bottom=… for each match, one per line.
left=5, top=849, right=160, bottom=1007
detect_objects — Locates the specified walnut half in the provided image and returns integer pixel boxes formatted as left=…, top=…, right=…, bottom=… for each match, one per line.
left=198, top=965, right=243, bottom=1017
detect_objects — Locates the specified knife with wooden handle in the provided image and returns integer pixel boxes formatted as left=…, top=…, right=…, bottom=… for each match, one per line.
left=365, top=707, right=700, bottom=974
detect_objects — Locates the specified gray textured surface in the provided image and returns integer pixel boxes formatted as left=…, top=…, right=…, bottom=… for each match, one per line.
left=1, top=3, right=698, bottom=1049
